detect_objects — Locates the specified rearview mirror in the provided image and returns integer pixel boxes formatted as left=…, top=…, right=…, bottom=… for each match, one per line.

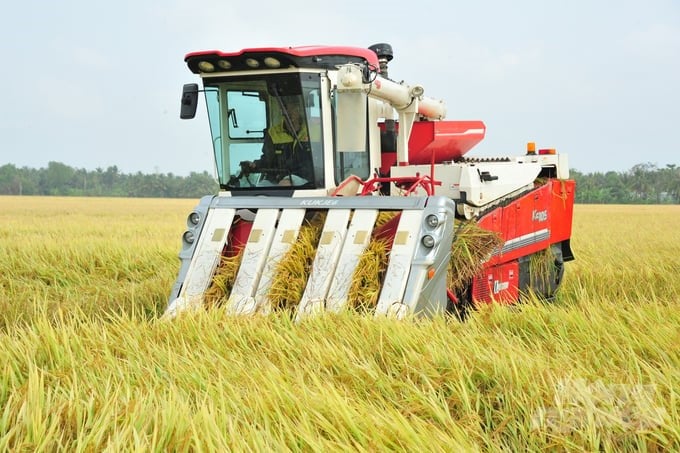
left=180, top=83, right=199, bottom=119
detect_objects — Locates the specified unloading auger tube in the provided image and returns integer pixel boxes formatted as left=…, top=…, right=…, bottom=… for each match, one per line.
left=164, top=42, right=576, bottom=320
left=335, top=62, right=446, bottom=167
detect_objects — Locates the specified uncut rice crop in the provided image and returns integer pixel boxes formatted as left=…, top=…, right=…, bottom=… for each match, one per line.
left=1, top=196, right=679, bottom=452
left=527, top=246, right=557, bottom=296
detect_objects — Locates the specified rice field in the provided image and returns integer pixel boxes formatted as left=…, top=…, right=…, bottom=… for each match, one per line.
left=1, top=196, right=679, bottom=451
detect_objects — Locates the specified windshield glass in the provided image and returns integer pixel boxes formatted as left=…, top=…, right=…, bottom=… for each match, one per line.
left=203, top=72, right=323, bottom=190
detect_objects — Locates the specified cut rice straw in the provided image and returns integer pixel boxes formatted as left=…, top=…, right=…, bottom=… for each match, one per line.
left=346, top=238, right=390, bottom=312
left=204, top=248, right=244, bottom=307
left=267, top=213, right=326, bottom=311
left=447, top=221, right=503, bottom=294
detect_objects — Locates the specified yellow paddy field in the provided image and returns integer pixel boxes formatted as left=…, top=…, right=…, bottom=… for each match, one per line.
left=1, top=196, right=679, bottom=451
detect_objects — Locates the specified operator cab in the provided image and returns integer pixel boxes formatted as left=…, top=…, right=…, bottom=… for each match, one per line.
left=180, top=46, right=381, bottom=195
left=206, top=73, right=323, bottom=191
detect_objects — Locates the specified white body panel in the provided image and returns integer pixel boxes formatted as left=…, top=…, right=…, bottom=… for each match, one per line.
left=390, top=158, right=552, bottom=218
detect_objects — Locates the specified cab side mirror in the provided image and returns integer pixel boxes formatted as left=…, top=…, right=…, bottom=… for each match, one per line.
left=180, top=83, right=199, bottom=119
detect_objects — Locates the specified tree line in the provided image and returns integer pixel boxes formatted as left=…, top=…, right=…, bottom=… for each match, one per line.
left=571, top=163, right=679, bottom=204
left=0, top=162, right=219, bottom=198
left=0, top=161, right=678, bottom=203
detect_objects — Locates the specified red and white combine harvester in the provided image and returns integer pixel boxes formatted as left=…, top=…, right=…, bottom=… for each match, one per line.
left=166, top=43, right=575, bottom=319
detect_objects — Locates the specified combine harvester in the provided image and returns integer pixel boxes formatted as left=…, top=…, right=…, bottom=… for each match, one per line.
left=166, top=43, right=575, bottom=319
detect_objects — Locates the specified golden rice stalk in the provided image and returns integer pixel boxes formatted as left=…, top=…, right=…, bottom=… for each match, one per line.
left=346, top=238, right=390, bottom=312
left=529, top=247, right=556, bottom=294
left=204, top=249, right=244, bottom=308
left=448, top=221, right=503, bottom=293
left=268, top=214, right=325, bottom=311
left=375, top=211, right=399, bottom=228
left=534, top=176, right=549, bottom=187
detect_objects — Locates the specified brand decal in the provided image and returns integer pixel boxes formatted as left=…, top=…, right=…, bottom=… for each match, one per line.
left=299, top=199, right=339, bottom=206
left=532, top=209, right=548, bottom=222
left=493, top=280, right=509, bottom=294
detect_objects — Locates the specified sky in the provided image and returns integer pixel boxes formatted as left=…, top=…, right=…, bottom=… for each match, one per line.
left=1, top=0, right=679, bottom=176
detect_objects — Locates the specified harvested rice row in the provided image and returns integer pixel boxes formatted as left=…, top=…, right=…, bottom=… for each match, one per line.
left=267, top=213, right=326, bottom=311
left=204, top=249, right=244, bottom=307
left=346, top=238, right=390, bottom=312
left=447, top=220, right=503, bottom=294
left=345, top=211, right=398, bottom=310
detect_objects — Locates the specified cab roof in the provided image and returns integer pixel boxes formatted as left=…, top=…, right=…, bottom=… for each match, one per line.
left=185, top=45, right=380, bottom=74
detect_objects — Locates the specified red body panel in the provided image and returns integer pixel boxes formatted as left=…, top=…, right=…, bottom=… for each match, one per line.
left=477, top=179, right=575, bottom=266
left=548, top=179, right=576, bottom=244
left=472, top=261, right=519, bottom=304
left=408, top=121, right=486, bottom=163
left=471, top=179, right=575, bottom=304
left=225, top=219, right=253, bottom=258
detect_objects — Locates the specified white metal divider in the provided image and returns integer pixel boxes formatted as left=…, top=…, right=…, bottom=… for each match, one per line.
left=374, top=210, right=422, bottom=317
left=295, top=209, right=352, bottom=320
left=226, top=208, right=280, bottom=315
left=325, top=209, right=379, bottom=313
left=253, top=208, right=306, bottom=314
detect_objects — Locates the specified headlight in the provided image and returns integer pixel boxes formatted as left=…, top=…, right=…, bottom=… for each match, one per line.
left=264, top=57, right=281, bottom=68
left=188, top=212, right=200, bottom=226
left=425, top=214, right=439, bottom=228
left=197, top=61, right=215, bottom=72
left=183, top=230, right=195, bottom=244
left=422, top=235, right=435, bottom=248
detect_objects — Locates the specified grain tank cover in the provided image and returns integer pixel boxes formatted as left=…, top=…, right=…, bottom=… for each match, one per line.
left=380, top=120, right=486, bottom=172
left=408, top=120, right=486, bottom=163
